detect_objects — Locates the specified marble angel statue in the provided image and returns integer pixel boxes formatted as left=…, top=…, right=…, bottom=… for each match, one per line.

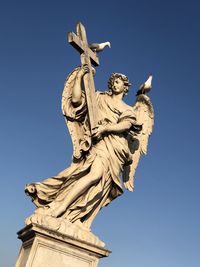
left=25, top=64, right=154, bottom=231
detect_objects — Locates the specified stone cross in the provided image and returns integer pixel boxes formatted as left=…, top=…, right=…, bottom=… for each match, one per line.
left=68, top=22, right=99, bottom=134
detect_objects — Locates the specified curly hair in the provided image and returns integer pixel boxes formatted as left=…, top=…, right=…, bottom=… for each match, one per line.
left=107, top=73, right=131, bottom=95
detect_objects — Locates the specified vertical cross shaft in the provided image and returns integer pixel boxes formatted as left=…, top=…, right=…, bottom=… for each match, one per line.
left=68, top=22, right=99, bottom=134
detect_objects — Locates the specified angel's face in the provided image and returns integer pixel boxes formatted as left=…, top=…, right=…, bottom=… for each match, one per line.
left=112, top=77, right=125, bottom=95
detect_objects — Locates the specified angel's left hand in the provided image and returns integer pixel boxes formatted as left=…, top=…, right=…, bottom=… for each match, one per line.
left=92, top=125, right=107, bottom=141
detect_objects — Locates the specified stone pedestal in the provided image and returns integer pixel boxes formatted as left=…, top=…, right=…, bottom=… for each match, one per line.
left=15, top=224, right=110, bottom=267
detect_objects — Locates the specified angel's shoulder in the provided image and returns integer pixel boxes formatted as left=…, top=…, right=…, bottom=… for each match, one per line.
left=121, top=100, right=132, bottom=110
left=119, top=101, right=134, bottom=115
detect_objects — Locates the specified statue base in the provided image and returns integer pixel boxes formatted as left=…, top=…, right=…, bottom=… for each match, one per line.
left=15, top=223, right=111, bottom=267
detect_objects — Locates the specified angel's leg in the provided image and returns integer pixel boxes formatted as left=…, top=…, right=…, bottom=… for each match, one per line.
left=50, top=157, right=103, bottom=218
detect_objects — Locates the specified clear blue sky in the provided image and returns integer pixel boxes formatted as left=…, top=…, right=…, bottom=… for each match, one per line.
left=0, top=0, right=200, bottom=266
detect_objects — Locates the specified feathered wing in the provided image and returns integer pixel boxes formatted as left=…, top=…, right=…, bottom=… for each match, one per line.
left=123, top=94, right=154, bottom=191
left=61, top=67, right=91, bottom=160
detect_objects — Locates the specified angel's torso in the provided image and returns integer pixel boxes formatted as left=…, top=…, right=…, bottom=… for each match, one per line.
left=95, top=91, right=134, bottom=125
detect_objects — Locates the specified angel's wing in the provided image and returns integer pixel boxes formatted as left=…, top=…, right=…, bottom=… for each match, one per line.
left=61, top=67, right=91, bottom=160
left=123, top=94, right=154, bottom=191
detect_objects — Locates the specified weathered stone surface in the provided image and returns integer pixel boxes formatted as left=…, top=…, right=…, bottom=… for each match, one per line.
left=15, top=224, right=110, bottom=267
left=25, top=213, right=105, bottom=247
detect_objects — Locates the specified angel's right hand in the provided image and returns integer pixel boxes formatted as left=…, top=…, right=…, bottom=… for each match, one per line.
left=79, top=64, right=89, bottom=76
left=79, top=64, right=96, bottom=77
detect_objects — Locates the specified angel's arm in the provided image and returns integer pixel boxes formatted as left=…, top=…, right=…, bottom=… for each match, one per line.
left=71, top=69, right=84, bottom=107
left=93, top=120, right=133, bottom=140
left=106, top=120, right=132, bottom=134
left=72, top=64, right=92, bottom=107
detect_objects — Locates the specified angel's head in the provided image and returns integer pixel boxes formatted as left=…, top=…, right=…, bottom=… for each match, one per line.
left=108, top=73, right=131, bottom=96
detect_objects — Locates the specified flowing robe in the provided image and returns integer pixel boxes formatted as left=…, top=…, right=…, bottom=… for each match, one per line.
left=31, top=91, right=137, bottom=228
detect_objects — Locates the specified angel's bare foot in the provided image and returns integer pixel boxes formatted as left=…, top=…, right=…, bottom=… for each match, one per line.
left=25, top=183, right=36, bottom=196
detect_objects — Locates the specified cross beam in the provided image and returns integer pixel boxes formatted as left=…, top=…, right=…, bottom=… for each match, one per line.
left=68, top=32, right=99, bottom=66
left=68, top=22, right=99, bottom=134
